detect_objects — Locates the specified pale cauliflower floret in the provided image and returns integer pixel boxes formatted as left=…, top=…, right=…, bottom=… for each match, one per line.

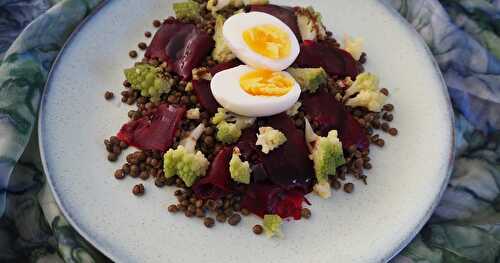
left=286, top=101, right=302, bottom=117
left=163, top=123, right=209, bottom=187
left=186, top=108, right=200, bottom=120
left=256, top=127, right=287, bottom=154
left=304, top=119, right=346, bottom=199
left=192, top=67, right=212, bottom=81
left=344, top=72, right=387, bottom=112
left=212, top=108, right=256, bottom=144
left=296, top=7, right=327, bottom=41
left=345, top=90, right=387, bottom=112
left=313, top=181, right=331, bottom=199
left=229, top=147, right=251, bottom=184
left=344, top=34, right=364, bottom=60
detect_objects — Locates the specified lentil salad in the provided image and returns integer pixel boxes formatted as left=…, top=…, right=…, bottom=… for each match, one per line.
left=103, top=0, right=398, bottom=237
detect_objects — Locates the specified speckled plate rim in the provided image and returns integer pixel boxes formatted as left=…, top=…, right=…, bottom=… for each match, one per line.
left=38, top=0, right=455, bottom=262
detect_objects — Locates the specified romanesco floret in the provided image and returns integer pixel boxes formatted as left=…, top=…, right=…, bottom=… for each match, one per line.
left=256, top=127, right=287, bottom=154
left=173, top=0, right=202, bottom=21
left=296, top=7, right=327, bottom=41
left=216, top=121, right=242, bottom=144
left=212, top=108, right=256, bottom=144
left=287, top=67, right=327, bottom=93
left=124, top=64, right=174, bottom=102
left=286, top=101, right=302, bottom=117
left=207, top=0, right=240, bottom=12
left=186, top=108, right=200, bottom=120
left=163, top=123, right=209, bottom=187
left=304, top=118, right=345, bottom=199
left=229, top=147, right=251, bottom=184
left=212, top=15, right=236, bottom=63
left=207, top=0, right=267, bottom=12
left=343, top=72, right=387, bottom=112
left=344, top=34, right=364, bottom=60
left=263, top=214, right=283, bottom=238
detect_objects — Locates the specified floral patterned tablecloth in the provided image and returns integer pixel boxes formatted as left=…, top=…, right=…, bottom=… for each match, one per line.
left=0, top=0, right=499, bottom=262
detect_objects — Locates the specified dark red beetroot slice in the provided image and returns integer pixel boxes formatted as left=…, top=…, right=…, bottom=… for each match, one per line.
left=302, top=90, right=369, bottom=150
left=249, top=4, right=301, bottom=41
left=241, top=183, right=305, bottom=220
left=296, top=41, right=361, bottom=79
left=145, top=19, right=214, bottom=79
left=193, top=147, right=233, bottom=200
left=192, top=79, right=220, bottom=114
left=261, top=113, right=315, bottom=191
left=117, top=104, right=185, bottom=151
left=209, top=59, right=241, bottom=76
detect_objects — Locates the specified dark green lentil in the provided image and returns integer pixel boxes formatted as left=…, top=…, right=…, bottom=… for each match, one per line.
left=114, top=169, right=125, bottom=179
left=253, top=225, right=263, bottom=235
left=104, top=91, right=114, bottom=100
left=129, top=50, right=138, bottom=58
left=343, top=183, right=354, bottom=193
left=204, top=217, right=215, bottom=228
left=168, top=204, right=178, bottom=213
left=132, top=184, right=145, bottom=196
left=138, top=42, right=147, bottom=50
left=228, top=214, right=241, bottom=226
left=301, top=208, right=311, bottom=219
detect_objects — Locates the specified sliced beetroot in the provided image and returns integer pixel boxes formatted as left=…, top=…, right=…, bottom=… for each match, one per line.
left=145, top=19, right=214, bottom=79
left=302, top=90, right=369, bottom=150
left=249, top=4, right=301, bottom=41
left=117, top=104, right=185, bottom=151
left=209, top=59, right=242, bottom=76
left=296, top=41, right=361, bottom=79
left=193, top=147, right=233, bottom=200
left=241, top=183, right=305, bottom=220
left=192, top=79, right=220, bottom=114
left=261, top=113, right=315, bottom=191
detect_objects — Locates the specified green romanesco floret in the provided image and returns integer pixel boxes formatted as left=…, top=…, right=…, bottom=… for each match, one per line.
left=343, top=72, right=387, bottom=112
left=256, top=127, right=287, bottom=154
left=287, top=67, right=327, bottom=93
left=163, top=123, right=209, bottom=187
left=212, top=108, right=256, bottom=144
left=229, top=147, right=251, bottom=184
left=216, top=121, right=242, bottom=144
left=207, top=0, right=267, bottom=12
left=124, top=64, right=174, bottom=102
left=304, top=118, right=345, bottom=199
left=212, top=15, right=236, bottom=63
left=296, top=7, right=327, bottom=41
left=263, top=214, right=283, bottom=238
left=173, top=0, right=202, bottom=21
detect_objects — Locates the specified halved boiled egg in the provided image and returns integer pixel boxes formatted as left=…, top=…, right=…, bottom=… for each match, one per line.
left=211, top=65, right=301, bottom=117
left=223, top=12, right=300, bottom=71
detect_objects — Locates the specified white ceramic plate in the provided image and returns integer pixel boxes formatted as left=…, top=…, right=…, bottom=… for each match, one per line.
left=39, top=0, right=454, bottom=262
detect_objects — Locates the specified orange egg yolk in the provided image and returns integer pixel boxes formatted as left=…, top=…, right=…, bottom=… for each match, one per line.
left=242, top=24, right=291, bottom=59
left=240, top=69, right=294, bottom=96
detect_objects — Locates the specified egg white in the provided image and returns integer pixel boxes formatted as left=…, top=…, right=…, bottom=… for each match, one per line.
left=210, top=65, right=301, bottom=117
left=223, top=12, right=300, bottom=71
